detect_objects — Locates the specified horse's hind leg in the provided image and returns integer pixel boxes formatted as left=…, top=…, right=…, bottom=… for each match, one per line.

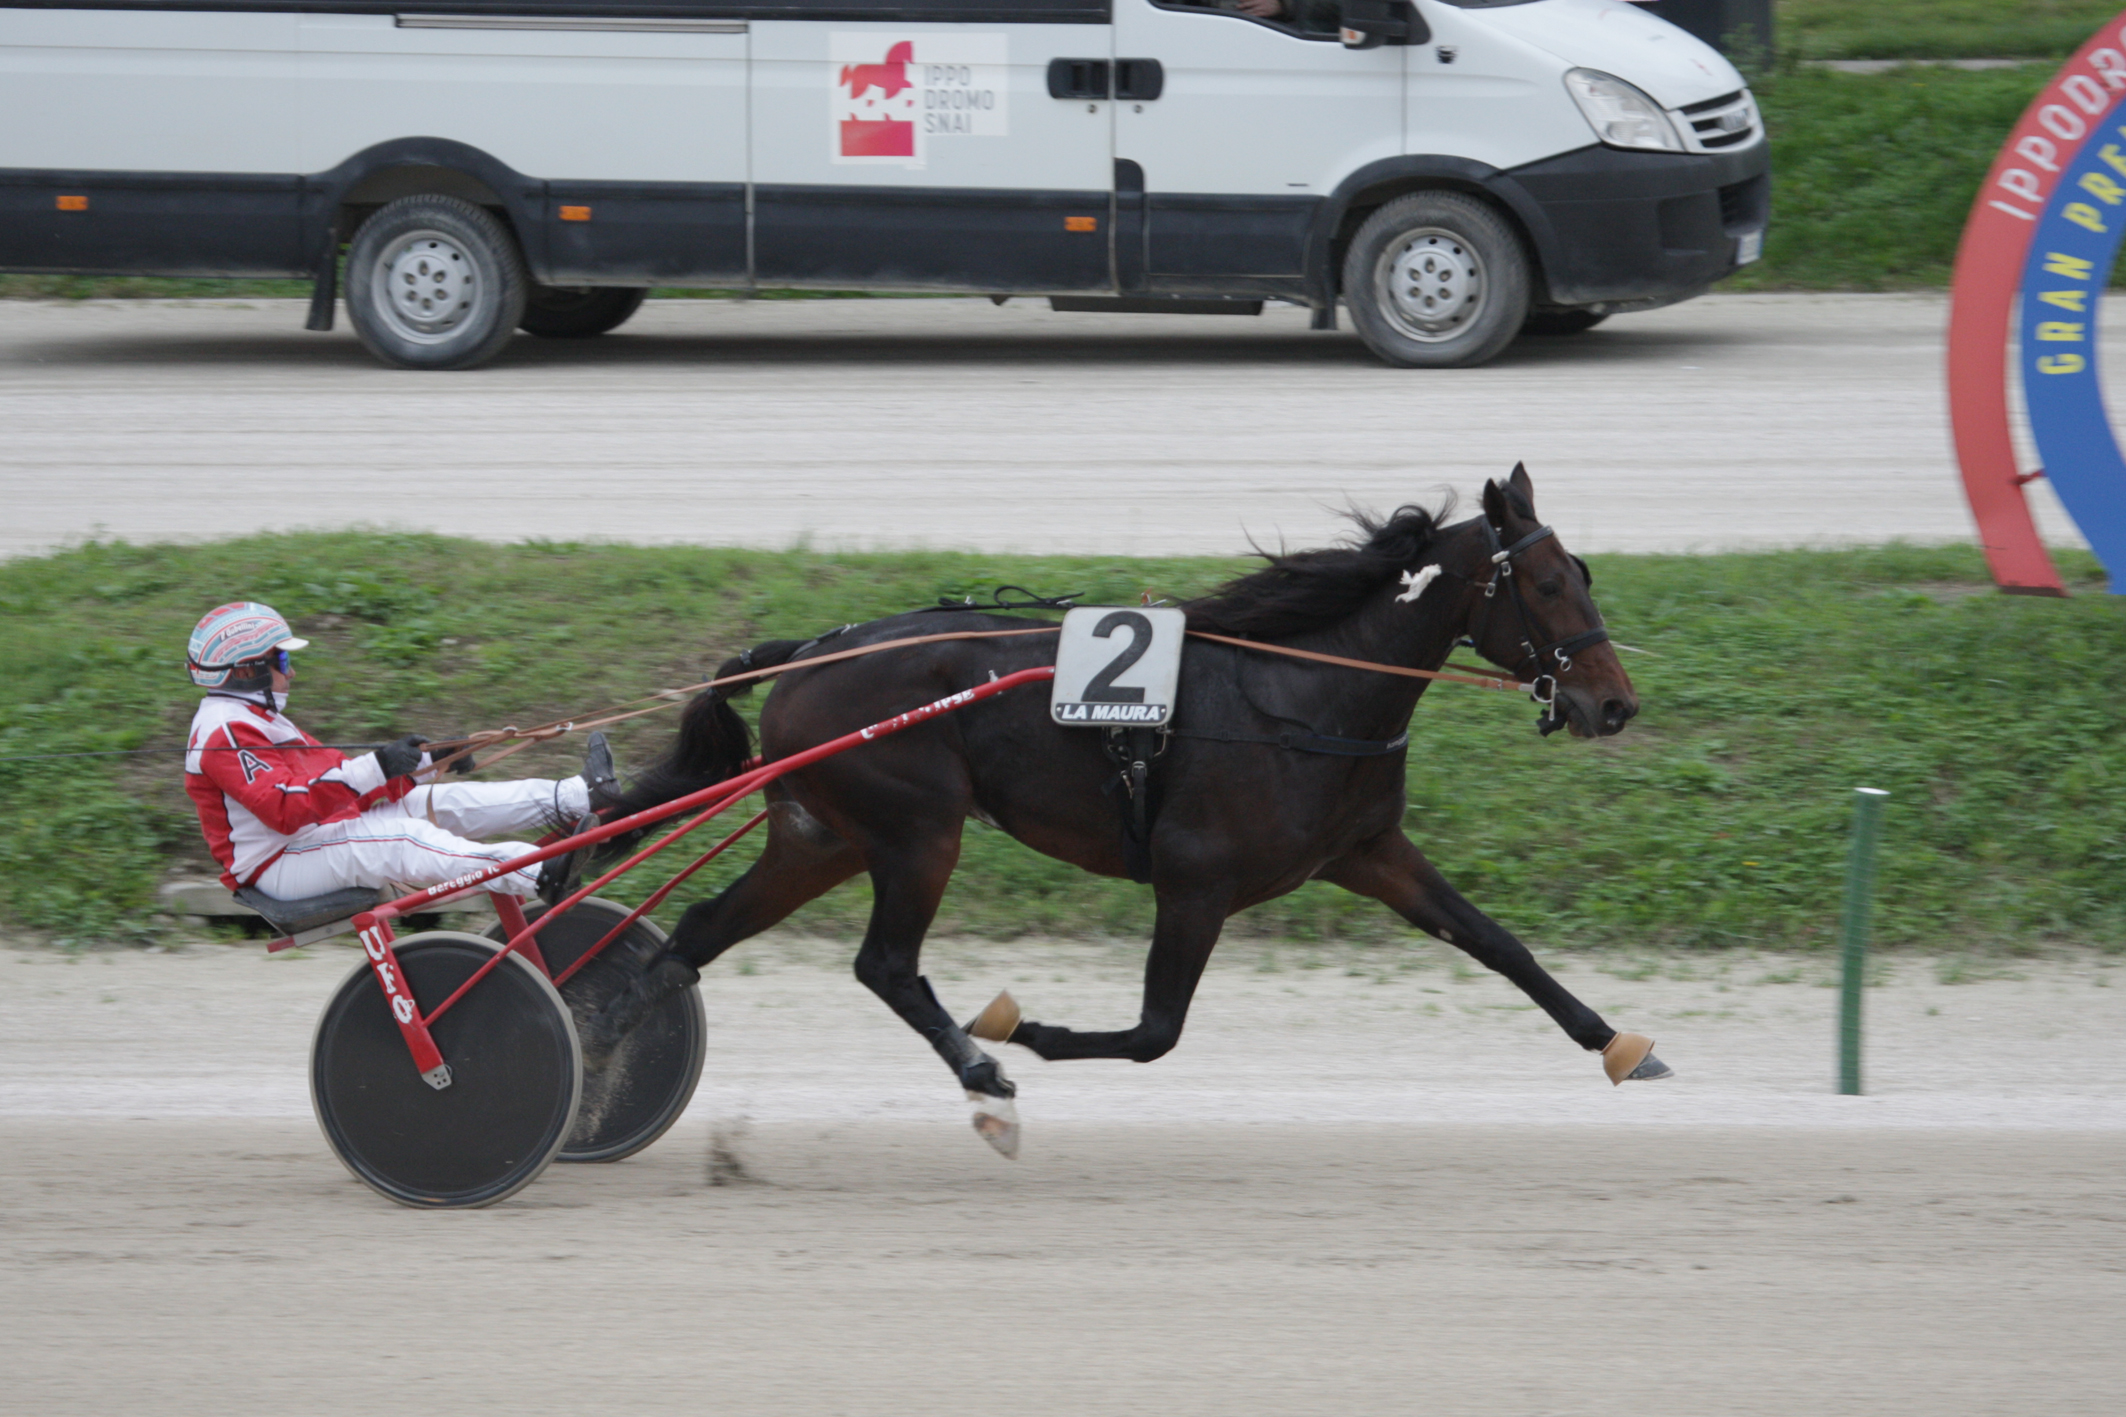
left=664, top=799, right=865, bottom=970
left=578, top=801, right=863, bottom=1063
left=1322, top=831, right=1671, bottom=1081
left=849, top=829, right=1025, bottom=1155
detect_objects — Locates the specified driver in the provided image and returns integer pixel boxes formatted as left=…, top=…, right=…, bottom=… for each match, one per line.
left=181, top=601, right=617, bottom=906
left=1228, top=0, right=1341, bottom=31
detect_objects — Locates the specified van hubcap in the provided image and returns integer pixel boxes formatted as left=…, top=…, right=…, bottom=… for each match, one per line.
left=1378, top=228, right=1485, bottom=342
left=374, top=232, right=481, bottom=344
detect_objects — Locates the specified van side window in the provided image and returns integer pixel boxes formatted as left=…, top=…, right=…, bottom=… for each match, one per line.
left=1157, top=0, right=1343, bottom=38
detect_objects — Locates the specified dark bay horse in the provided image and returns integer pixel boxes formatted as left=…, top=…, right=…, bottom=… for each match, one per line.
left=587, top=466, right=1670, bottom=1154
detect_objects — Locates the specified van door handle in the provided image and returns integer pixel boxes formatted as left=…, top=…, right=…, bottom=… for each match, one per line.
left=1047, top=58, right=1110, bottom=100
left=1114, top=59, right=1164, bottom=102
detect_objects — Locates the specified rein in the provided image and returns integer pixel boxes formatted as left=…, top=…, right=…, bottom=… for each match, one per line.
left=423, top=625, right=1065, bottom=775
left=12, top=573, right=1578, bottom=768
left=1182, top=631, right=1534, bottom=693
left=435, top=616, right=1548, bottom=775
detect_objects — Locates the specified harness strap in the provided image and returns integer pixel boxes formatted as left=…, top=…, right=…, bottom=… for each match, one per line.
left=1171, top=728, right=1409, bottom=757
left=1471, top=520, right=1611, bottom=684
left=1182, top=631, right=1533, bottom=692
left=1101, top=726, right=1165, bottom=884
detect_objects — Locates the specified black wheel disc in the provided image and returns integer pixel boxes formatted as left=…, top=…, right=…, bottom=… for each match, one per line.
left=490, top=898, right=706, bottom=1163
left=311, top=933, right=580, bottom=1208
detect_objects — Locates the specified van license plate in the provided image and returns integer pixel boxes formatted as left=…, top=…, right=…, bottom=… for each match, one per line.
left=1738, top=229, right=1764, bottom=264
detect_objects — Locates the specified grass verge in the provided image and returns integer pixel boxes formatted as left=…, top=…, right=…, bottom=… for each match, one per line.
left=1732, top=64, right=2054, bottom=290
left=2, top=536, right=2122, bottom=955
left=1778, top=0, right=2119, bottom=62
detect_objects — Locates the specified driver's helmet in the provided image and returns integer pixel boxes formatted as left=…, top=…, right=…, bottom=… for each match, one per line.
left=186, top=602, right=310, bottom=687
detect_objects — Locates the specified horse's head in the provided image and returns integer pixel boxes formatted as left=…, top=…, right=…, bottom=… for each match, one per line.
left=1466, top=464, right=1637, bottom=739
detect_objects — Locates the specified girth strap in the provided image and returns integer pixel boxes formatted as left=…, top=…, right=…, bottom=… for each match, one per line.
left=1102, top=726, right=1165, bottom=885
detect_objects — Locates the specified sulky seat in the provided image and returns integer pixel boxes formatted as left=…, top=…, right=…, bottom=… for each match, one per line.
left=234, top=885, right=381, bottom=948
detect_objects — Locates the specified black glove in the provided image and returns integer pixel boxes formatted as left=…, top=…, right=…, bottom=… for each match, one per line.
left=374, top=734, right=429, bottom=780
left=433, top=734, right=478, bottom=775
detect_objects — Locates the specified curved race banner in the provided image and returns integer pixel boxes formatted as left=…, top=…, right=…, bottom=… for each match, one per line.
left=1948, top=13, right=2126, bottom=595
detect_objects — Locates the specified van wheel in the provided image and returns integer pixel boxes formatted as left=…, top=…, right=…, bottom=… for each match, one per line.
left=1343, top=192, right=1530, bottom=369
left=1522, top=308, right=1608, bottom=337
left=345, top=196, right=528, bottom=370
left=520, top=286, right=648, bottom=339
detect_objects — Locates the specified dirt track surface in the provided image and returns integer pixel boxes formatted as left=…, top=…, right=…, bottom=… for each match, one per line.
left=0, top=293, right=2091, bottom=561
left=4, top=939, right=2123, bottom=1415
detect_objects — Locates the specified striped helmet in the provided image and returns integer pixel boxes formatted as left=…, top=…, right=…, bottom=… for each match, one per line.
left=186, top=602, right=310, bottom=687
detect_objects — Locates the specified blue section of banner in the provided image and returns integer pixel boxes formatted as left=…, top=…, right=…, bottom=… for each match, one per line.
left=2020, top=121, right=2126, bottom=591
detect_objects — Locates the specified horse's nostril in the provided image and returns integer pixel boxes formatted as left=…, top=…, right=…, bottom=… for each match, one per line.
left=1602, top=698, right=1633, bottom=728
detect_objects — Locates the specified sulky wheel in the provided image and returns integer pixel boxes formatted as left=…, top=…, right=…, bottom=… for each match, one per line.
left=490, top=897, right=706, bottom=1164
left=311, top=932, right=580, bottom=1208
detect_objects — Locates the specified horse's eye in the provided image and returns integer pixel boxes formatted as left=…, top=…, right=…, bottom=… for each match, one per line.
left=1537, top=579, right=1562, bottom=599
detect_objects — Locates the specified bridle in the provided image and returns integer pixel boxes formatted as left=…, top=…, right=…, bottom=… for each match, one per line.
left=1463, top=519, right=1611, bottom=736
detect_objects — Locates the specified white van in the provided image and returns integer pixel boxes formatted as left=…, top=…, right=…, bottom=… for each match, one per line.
left=0, top=0, right=1766, bottom=369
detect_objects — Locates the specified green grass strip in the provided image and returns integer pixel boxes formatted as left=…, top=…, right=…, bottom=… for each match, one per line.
left=1778, top=0, right=2120, bottom=62
left=1733, top=64, right=2056, bottom=290
left=2, top=536, right=2121, bottom=955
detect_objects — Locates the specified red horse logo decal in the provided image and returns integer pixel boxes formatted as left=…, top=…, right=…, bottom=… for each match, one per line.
left=839, top=41, right=915, bottom=101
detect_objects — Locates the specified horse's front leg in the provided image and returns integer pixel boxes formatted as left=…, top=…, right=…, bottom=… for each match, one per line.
left=849, top=830, right=1027, bottom=1155
left=1320, top=830, right=1672, bottom=1083
left=1003, top=885, right=1231, bottom=1063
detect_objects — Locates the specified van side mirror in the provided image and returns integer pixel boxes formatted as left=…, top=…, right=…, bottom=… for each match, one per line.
left=1339, top=0, right=1427, bottom=49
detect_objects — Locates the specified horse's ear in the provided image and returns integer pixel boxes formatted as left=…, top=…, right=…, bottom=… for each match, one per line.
left=1506, top=462, right=1537, bottom=519
left=1481, top=477, right=1512, bottom=532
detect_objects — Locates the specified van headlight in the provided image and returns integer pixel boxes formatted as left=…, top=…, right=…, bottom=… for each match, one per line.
left=1564, top=69, right=1684, bottom=152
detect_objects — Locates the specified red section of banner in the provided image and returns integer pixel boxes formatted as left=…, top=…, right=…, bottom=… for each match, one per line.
left=1945, top=17, right=2126, bottom=594
left=840, top=116, right=915, bottom=157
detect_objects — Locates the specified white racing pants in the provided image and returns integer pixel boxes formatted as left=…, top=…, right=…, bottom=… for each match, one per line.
left=253, top=777, right=591, bottom=901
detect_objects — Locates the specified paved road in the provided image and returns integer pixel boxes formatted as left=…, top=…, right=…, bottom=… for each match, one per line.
left=0, top=293, right=2088, bottom=560
left=5, top=941, right=2123, bottom=1416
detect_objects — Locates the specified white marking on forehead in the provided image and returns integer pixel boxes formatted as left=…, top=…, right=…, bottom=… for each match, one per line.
left=1396, top=565, right=1442, bottom=604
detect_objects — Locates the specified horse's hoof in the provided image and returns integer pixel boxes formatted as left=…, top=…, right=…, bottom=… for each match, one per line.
left=1602, top=1031, right=1673, bottom=1085
left=1626, top=1052, right=1675, bottom=1082
left=967, top=1091, right=1021, bottom=1159
left=966, top=990, right=1022, bottom=1043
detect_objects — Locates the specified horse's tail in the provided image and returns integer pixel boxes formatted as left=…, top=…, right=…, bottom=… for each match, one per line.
left=603, top=639, right=806, bottom=823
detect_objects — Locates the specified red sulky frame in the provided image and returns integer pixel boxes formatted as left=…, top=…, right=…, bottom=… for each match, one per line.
left=346, top=667, right=1056, bottom=1090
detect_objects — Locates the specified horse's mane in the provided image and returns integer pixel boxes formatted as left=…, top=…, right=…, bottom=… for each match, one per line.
left=1184, top=501, right=1455, bottom=640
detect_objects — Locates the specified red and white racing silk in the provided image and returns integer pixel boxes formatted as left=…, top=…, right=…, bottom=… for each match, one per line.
left=184, top=692, right=408, bottom=888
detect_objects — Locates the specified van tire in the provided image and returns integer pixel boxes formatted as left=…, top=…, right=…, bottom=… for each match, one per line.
left=1342, top=192, right=1530, bottom=369
left=345, top=196, right=528, bottom=370
left=520, top=286, right=648, bottom=339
